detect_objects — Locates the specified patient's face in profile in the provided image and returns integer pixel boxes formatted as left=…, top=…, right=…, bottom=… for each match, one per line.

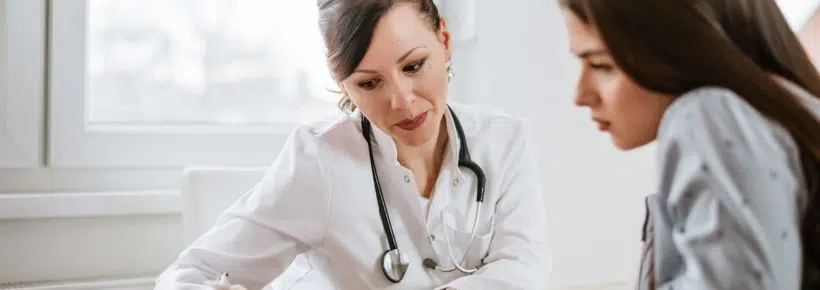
left=341, top=3, right=452, bottom=148
left=563, top=10, right=675, bottom=150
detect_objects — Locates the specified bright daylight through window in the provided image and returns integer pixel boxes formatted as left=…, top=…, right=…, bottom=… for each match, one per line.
left=86, top=0, right=339, bottom=127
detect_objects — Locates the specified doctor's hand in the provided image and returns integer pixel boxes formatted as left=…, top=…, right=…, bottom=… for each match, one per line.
left=205, top=273, right=248, bottom=290
left=205, top=281, right=247, bottom=290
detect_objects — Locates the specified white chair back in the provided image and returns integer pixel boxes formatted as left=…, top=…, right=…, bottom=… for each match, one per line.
left=181, top=167, right=267, bottom=244
left=180, top=167, right=313, bottom=289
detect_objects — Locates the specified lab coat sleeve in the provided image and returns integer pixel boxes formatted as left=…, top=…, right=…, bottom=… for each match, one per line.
left=155, top=127, right=331, bottom=290
left=436, top=122, right=552, bottom=290
left=654, top=88, right=804, bottom=290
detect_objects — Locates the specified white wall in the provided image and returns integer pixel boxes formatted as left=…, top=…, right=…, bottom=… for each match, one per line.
left=777, top=0, right=820, bottom=31
left=799, top=8, right=820, bottom=69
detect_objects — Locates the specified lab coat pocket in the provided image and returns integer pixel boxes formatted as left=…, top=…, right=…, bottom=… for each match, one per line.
left=444, top=213, right=496, bottom=270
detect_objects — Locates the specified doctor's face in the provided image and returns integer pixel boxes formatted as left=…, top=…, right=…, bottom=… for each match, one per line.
left=340, top=3, right=452, bottom=147
left=563, top=10, right=676, bottom=150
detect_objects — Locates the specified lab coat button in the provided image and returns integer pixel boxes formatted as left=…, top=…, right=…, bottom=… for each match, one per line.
left=430, top=234, right=436, bottom=241
left=452, top=179, right=460, bottom=187
left=404, top=175, right=411, bottom=183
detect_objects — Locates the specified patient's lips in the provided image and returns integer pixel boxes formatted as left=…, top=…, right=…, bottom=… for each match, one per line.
left=593, top=117, right=611, bottom=132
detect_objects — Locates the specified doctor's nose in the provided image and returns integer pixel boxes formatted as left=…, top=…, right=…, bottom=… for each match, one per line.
left=388, top=80, right=415, bottom=110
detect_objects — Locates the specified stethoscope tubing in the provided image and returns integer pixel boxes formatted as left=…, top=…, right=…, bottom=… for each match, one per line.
left=362, top=106, right=487, bottom=281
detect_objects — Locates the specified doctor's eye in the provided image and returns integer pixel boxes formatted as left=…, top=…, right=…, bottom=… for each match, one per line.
left=358, top=79, right=381, bottom=90
left=402, top=58, right=427, bottom=74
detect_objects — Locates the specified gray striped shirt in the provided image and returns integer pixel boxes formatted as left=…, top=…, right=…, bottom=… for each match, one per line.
left=637, top=76, right=820, bottom=290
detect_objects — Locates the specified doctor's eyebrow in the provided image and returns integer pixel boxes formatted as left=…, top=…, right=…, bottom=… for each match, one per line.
left=353, top=46, right=426, bottom=74
left=396, top=46, right=425, bottom=64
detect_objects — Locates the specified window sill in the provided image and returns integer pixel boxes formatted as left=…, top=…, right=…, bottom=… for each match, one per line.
left=0, top=191, right=180, bottom=220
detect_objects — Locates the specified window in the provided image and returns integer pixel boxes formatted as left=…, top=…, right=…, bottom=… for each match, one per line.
left=49, top=0, right=341, bottom=168
left=86, top=0, right=337, bottom=126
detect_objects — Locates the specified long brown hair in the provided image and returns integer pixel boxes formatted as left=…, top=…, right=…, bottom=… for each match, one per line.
left=559, top=0, right=820, bottom=286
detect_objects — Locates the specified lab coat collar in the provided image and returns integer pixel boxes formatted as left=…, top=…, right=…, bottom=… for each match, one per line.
left=353, top=105, right=464, bottom=177
left=441, top=106, right=463, bottom=179
left=352, top=109, right=398, bottom=166
left=353, top=105, right=467, bottom=226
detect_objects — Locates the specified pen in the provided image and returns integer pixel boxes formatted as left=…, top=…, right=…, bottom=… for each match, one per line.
left=218, top=272, right=231, bottom=286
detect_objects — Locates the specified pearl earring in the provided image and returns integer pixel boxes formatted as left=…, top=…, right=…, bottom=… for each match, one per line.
left=446, top=61, right=454, bottom=81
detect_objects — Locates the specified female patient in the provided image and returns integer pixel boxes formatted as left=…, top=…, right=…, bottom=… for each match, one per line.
left=155, top=0, right=550, bottom=289
left=559, top=0, right=820, bottom=288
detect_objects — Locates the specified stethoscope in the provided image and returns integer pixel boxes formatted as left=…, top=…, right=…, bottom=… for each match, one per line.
left=360, top=106, right=486, bottom=283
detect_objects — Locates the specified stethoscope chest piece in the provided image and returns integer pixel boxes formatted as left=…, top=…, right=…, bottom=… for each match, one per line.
left=381, top=248, right=409, bottom=283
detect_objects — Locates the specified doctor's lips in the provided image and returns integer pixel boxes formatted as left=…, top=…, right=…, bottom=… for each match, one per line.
left=593, top=118, right=611, bottom=132
left=395, top=111, right=429, bottom=131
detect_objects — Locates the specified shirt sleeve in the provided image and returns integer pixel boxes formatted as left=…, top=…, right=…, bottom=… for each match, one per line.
left=654, top=88, right=805, bottom=290
left=155, top=127, right=331, bottom=290
left=435, top=121, right=552, bottom=290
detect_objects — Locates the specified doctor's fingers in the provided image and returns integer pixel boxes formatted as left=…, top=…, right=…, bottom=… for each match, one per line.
left=206, top=284, right=247, bottom=290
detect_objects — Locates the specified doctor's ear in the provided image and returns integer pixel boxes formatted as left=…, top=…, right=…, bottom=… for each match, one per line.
left=328, top=82, right=356, bottom=113
left=438, top=17, right=452, bottom=59
left=334, top=83, right=357, bottom=113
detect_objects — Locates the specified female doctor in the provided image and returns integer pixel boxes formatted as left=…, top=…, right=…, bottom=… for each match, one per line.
left=155, top=0, right=551, bottom=289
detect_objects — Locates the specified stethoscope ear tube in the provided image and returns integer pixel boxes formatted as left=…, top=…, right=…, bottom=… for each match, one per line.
left=362, top=118, right=399, bottom=251
left=458, top=160, right=485, bottom=203
left=448, top=107, right=485, bottom=203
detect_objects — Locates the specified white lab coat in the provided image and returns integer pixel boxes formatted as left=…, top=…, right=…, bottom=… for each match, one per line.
left=155, top=102, right=551, bottom=290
